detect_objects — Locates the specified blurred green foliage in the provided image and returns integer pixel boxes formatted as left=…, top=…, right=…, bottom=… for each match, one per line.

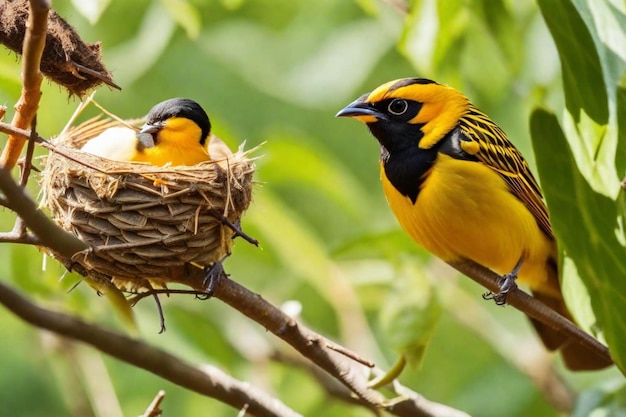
left=0, top=0, right=624, bottom=416
left=532, top=0, right=626, bottom=383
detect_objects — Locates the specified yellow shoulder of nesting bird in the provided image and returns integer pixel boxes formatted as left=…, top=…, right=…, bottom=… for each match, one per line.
left=337, top=77, right=612, bottom=371
left=81, top=98, right=212, bottom=166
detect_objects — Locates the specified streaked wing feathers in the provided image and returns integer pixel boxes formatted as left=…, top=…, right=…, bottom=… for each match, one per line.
left=457, top=106, right=553, bottom=238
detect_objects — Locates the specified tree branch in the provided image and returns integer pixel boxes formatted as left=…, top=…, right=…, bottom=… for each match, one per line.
left=0, top=167, right=88, bottom=256
left=199, top=269, right=471, bottom=417
left=433, top=271, right=575, bottom=413
left=447, top=258, right=612, bottom=365
left=0, top=0, right=49, bottom=169
left=0, top=281, right=302, bottom=417
left=271, top=350, right=378, bottom=411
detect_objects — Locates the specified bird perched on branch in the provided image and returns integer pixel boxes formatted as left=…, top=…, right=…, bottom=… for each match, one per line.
left=337, top=77, right=612, bottom=371
left=81, top=98, right=213, bottom=166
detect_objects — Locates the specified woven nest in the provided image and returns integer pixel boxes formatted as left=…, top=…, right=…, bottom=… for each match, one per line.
left=41, top=116, right=256, bottom=292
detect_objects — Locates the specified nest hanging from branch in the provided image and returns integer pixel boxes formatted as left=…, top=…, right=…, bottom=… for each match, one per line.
left=40, top=115, right=256, bottom=292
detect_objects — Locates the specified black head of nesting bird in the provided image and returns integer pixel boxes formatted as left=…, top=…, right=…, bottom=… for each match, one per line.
left=138, top=98, right=212, bottom=149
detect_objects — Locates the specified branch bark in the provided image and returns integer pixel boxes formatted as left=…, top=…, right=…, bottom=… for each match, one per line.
left=161, top=269, right=472, bottom=417
left=0, top=281, right=302, bottom=417
left=447, top=259, right=612, bottom=365
left=0, top=0, right=49, bottom=169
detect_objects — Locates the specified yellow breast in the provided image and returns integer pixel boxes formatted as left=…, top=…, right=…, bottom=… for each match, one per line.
left=132, top=116, right=211, bottom=166
left=381, top=153, right=557, bottom=294
left=132, top=145, right=210, bottom=166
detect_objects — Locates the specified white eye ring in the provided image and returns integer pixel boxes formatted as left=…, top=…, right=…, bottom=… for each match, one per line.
left=388, top=98, right=408, bottom=115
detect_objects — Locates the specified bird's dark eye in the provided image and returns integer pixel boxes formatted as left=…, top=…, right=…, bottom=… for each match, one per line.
left=387, top=99, right=408, bottom=115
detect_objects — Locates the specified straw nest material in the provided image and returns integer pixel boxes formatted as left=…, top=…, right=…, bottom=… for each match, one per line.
left=41, top=116, right=256, bottom=292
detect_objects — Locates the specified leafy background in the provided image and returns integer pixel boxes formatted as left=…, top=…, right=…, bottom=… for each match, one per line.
left=0, top=0, right=625, bottom=416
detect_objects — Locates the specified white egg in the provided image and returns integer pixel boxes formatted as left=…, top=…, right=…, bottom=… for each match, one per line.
left=80, top=126, right=139, bottom=162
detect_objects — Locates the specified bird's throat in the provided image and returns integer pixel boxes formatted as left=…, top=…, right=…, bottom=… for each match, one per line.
left=381, top=144, right=438, bottom=204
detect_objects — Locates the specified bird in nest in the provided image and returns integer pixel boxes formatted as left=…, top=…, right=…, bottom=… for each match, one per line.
left=81, top=97, right=231, bottom=166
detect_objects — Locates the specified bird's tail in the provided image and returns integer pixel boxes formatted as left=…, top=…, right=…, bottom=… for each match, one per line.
left=530, top=260, right=612, bottom=370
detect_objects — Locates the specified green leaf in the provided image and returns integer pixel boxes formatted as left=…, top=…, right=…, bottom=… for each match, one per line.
left=477, top=0, right=526, bottom=74
left=530, top=108, right=626, bottom=373
left=243, top=190, right=367, bottom=339
left=258, top=138, right=374, bottom=224
left=71, top=0, right=112, bottom=24
left=615, top=83, right=626, bottom=179
left=220, top=0, right=245, bottom=10
left=106, top=2, right=177, bottom=87
left=573, top=381, right=626, bottom=417
left=379, top=259, right=441, bottom=368
left=161, top=0, right=201, bottom=39
left=559, top=108, right=617, bottom=196
left=202, top=16, right=398, bottom=108
left=460, top=18, right=510, bottom=102
left=399, top=0, right=468, bottom=75
left=332, top=229, right=429, bottom=263
left=537, top=0, right=608, bottom=123
left=83, top=277, right=138, bottom=333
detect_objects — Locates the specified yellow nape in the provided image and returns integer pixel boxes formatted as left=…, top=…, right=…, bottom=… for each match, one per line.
left=132, top=116, right=211, bottom=166
left=380, top=154, right=558, bottom=296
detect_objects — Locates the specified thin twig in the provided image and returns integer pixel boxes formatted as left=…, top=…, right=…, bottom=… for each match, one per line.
left=139, top=390, right=166, bottom=417
left=0, top=0, right=50, bottom=169
left=152, top=293, right=166, bottom=334
left=0, top=228, right=41, bottom=244
left=272, top=351, right=381, bottom=414
left=9, top=217, right=29, bottom=240
left=19, top=116, right=38, bottom=187
left=217, top=214, right=259, bottom=246
left=128, top=289, right=205, bottom=305
left=70, top=61, right=122, bottom=91
left=326, top=342, right=375, bottom=368
left=236, top=404, right=250, bottom=417
left=3, top=117, right=42, bottom=242
left=0, top=282, right=302, bottom=417
left=0, top=121, right=42, bottom=142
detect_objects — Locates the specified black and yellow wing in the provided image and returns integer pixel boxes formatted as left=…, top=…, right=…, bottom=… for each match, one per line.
left=455, top=105, right=553, bottom=239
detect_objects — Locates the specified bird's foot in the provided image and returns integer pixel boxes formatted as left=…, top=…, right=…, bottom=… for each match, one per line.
left=482, top=258, right=523, bottom=306
left=200, top=261, right=227, bottom=299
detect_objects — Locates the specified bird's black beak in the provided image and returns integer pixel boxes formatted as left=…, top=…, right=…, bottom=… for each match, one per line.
left=136, top=133, right=154, bottom=149
left=137, top=122, right=162, bottom=149
left=336, top=99, right=383, bottom=123
left=139, top=122, right=162, bottom=135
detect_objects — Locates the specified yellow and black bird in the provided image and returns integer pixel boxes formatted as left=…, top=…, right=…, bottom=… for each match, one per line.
left=337, top=78, right=611, bottom=370
left=81, top=98, right=212, bottom=166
